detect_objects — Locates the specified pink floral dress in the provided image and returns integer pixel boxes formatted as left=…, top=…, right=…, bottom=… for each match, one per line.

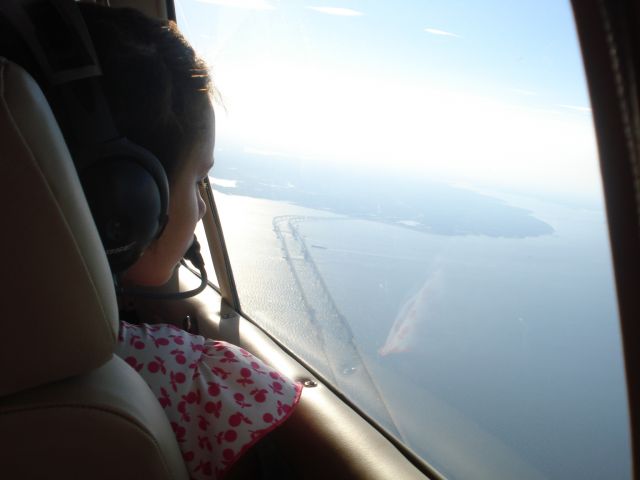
left=115, top=321, right=302, bottom=479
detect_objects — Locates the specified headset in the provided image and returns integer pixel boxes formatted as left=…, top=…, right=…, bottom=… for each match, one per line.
left=0, top=0, right=208, bottom=299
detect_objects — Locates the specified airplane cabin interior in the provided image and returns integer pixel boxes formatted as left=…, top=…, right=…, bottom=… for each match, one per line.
left=0, top=0, right=639, bottom=479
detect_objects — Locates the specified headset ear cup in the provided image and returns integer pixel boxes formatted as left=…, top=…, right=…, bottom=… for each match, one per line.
left=80, top=139, right=169, bottom=273
left=126, top=140, right=170, bottom=232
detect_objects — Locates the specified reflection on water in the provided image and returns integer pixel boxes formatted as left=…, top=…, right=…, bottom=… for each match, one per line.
left=213, top=156, right=630, bottom=480
left=379, top=268, right=444, bottom=357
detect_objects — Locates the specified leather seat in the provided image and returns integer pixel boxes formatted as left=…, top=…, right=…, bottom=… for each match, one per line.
left=0, top=58, right=189, bottom=479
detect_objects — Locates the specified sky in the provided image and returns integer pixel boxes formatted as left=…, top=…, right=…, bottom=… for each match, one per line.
left=175, top=0, right=601, bottom=202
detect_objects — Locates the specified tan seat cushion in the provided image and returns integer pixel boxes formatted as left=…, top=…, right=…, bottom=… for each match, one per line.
left=0, top=57, right=118, bottom=396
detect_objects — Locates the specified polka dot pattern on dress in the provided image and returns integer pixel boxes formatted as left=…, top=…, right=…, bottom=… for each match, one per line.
left=115, top=321, right=302, bottom=480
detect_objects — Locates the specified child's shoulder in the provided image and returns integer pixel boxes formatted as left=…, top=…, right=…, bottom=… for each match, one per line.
left=115, top=321, right=302, bottom=479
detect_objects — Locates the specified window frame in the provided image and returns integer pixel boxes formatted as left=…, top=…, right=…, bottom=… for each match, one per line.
left=571, top=1, right=640, bottom=477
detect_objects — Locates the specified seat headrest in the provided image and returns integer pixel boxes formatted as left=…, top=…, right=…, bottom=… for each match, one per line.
left=0, top=58, right=118, bottom=396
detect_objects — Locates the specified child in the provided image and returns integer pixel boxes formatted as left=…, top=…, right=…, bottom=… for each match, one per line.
left=77, top=4, right=301, bottom=479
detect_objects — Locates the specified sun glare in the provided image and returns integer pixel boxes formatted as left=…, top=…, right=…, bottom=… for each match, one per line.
left=213, top=61, right=598, bottom=198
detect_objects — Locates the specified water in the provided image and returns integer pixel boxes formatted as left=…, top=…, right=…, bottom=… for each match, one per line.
left=212, top=160, right=630, bottom=480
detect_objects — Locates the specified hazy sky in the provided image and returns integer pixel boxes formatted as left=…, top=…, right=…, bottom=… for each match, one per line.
left=176, top=1, right=600, bottom=201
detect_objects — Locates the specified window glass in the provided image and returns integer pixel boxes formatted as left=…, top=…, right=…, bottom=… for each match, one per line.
left=177, top=1, right=630, bottom=478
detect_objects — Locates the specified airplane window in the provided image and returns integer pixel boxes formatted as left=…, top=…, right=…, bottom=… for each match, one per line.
left=177, top=1, right=631, bottom=478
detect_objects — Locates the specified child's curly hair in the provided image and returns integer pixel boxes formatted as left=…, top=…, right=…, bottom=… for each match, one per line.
left=79, top=3, right=214, bottom=182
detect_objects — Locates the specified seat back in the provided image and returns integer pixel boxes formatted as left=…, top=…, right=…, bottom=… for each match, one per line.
left=0, top=58, right=188, bottom=479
